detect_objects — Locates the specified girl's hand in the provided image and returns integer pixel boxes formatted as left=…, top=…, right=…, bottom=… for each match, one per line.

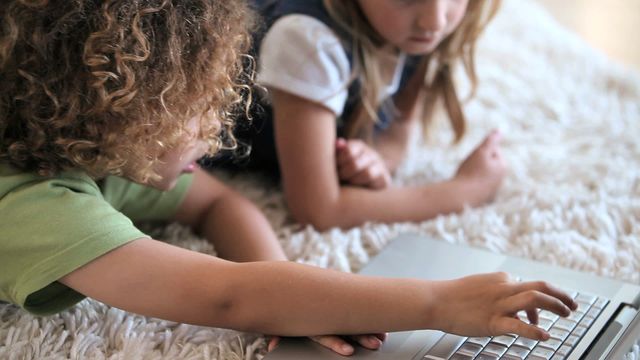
left=454, top=130, right=507, bottom=205
left=431, top=272, right=578, bottom=340
left=336, top=138, right=392, bottom=190
left=268, top=333, right=387, bottom=356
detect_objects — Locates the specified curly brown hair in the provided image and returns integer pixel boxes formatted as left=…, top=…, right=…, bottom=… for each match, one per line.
left=0, top=0, right=255, bottom=183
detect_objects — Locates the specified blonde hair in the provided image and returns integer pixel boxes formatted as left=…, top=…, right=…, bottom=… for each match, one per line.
left=323, top=0, right=501, bottom=142
left=0, top=0, right=255, bottom=183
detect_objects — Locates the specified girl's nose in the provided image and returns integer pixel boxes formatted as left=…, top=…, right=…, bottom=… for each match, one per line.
left=417, top=0, right=447, bottom=33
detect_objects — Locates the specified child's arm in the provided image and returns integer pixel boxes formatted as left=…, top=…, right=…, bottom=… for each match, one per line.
left=271, top=89, right=505, bottom=230
left=60, top=238, right=575, bottom=339
left=170, top=167, right=287, bottom=262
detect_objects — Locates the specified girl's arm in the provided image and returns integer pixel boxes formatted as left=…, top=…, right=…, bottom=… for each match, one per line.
left=59, top=238, right=574, bottom=339
left=272, top=89, right=502, bottom=230
left=170, top=167, right=286, bottom=262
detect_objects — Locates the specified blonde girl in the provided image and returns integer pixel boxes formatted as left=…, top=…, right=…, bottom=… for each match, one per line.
left=242, top=0, right=506, bottom=230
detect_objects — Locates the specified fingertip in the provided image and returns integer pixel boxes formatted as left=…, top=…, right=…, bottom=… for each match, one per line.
left=540, top=330, right=551, bottom=341
left=267, top=338, right=279, bottom=352
left=341, top=344, right=354, bottom=355
left=368, top=336, right=382, bottom=349
left=376, top=333, right=388, bottom=341
left=570, top=300, right=579, bottom=311
left=481, top=131, right=501, bottom=147
left=336, top=138, right=347, bottom=148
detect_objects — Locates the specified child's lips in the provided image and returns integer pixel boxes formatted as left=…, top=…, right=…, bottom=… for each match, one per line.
left=410, top=35, right=436, bottom=43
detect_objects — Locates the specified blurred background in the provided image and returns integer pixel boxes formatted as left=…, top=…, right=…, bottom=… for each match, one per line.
left=536, top=0, right=640, bottom=71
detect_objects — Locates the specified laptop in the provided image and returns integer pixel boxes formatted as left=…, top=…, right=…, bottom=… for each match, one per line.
left=265, top=234, right=640, bottom=360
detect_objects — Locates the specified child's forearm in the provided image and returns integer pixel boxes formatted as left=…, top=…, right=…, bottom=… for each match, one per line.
left=298, top=178, right=482, bottom=230
left=217, top=261, right=435, bottom=335
left=201, top=191, right=287, bottom=262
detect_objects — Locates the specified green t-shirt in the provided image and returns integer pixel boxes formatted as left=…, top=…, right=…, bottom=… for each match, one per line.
left=0, top=164, right=193, bottom=316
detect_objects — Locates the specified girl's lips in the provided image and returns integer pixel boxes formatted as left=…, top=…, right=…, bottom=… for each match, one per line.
left=409, top=36, right=436, bottom=43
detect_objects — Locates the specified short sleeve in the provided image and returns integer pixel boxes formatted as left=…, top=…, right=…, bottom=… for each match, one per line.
left=101, top=174, right=193, bottom=223
left=257, top=15, right=351, bottom=116
left=0, top=173, right=147, bottom=315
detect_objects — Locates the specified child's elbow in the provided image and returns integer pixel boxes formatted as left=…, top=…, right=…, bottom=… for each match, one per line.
left=288, top=201, right=340, bottom=231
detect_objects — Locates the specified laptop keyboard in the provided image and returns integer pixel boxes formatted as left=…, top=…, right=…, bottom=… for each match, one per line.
left=424, top=290, right=609, bottom=360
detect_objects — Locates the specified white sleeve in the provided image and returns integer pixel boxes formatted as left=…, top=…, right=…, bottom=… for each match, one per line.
left=257, top=15, right=351, bottom=116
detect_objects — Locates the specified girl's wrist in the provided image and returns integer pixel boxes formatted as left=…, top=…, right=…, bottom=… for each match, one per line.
left=449, top=176, right=490, bottom=207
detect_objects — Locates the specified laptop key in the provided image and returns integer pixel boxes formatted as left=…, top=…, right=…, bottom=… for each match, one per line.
left=449, top=353, right=473, bottom=360
left=564, top=334, right=580, bottom=348
left=455, top=343, right=483, bottom=357
left=537, top=318, right=554, bottom=331
left=423, top=334, right=466, bottom=360
left=553, top=319, right=578, bottom=332
left=566, top=310, right=585, bottom=323
left=530, top=345, right=555, bottom=359
left=579, top=315, right=595, bottom=328
left=513, top=337, right=538, bottom=350
left=556, top=345, right=572, bottom=357
left=466, top=337, right=491, bottom=347
left=538, top=310, right=560, bottom=322
left=482, top=343, right=507, bottom=357
left=474, top=352, right=499, bottom=360
left=548, top=327, right=570, bottom=341
left=504, top=345, right=530, bottom=359
left=576, top=301, right=591, bottom=313
left=575, top=293, right=597, bottom=305
left=585, top=307, right=601, bottom=319
left=490, top=335, right=515, bottom=347
left=571, top=325, right=587, bottom=337
left=538, top=337, right=562, bottom=351
left=592, top=298, right=608, bottom=310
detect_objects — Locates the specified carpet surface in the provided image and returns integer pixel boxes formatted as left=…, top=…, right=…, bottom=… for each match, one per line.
left=1, top=0, right=639, bottom=358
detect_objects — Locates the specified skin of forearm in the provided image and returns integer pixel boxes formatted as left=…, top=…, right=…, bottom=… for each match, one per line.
left=216, top=261, right=436, bottom=336
left=199, top=193, right=287, bottom=262
left=302, top=177, right=481, bottom=230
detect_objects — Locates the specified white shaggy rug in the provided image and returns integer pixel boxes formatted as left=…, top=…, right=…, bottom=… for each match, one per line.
left=2, top=0, right=639, bottom=358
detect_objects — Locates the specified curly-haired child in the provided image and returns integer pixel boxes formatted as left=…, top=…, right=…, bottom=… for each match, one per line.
left=0, top=0, right=575, bottom=357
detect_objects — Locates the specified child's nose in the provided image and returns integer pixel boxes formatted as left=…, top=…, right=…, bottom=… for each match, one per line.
left=417, top=0, right=447, bottom=33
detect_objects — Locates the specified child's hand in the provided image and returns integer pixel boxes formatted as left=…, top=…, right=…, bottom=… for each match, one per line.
left=431, top=272, right=578, bottom=340
left=268, top=333, right=387, bottom=356
left=336, top=138, right=392, bottom=190
left=454, top=130, right=507, bottom=205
